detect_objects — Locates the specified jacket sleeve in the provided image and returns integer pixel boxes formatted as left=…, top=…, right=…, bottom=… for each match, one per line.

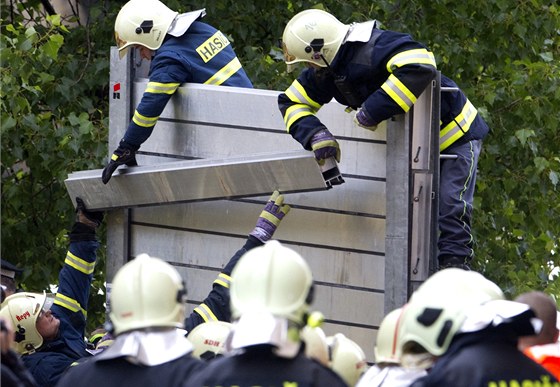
left=184, top=236, right=262, bottom=332
left=124, top=52, right=188, bottom=146
left=362, top=46, right=437, bottom=125
left=53, top=239, right=99, bottom=329
left=278, top=68, right=334, bottom=149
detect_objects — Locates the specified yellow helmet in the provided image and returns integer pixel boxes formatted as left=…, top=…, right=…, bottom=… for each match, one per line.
left=327, top=333, right=368, bottom=386
left=282, top=9, right=350, bottom=72
left=187, top=321, right=233, bottom=360
left=230, top=241, right=313, bottom=325
left=399, top=269, right=504, bottom=357
left=374, top=307, right=405, bottom=364
left=114, top=0, right=178, bottom=59
left=0, top=292, right=52, bottom=354
left=301, top=325, right=329, bottom=366
left=109, top=254, right=187, bottom=336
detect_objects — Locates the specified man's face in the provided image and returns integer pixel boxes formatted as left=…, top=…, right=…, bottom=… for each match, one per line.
left=36, top=309, right=60, bottom=341
left=136, top=45, right=154, bottom=61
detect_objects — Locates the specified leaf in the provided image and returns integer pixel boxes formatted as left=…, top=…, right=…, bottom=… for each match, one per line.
left=533, top=157, right=549, bottom=173
left=550, top=171, right=559, bottom=187
left=514, top=129, right=536, bottom=145
left=539, top=52, right=553, bottom=62
left=43, top=34, right=64, bottom=60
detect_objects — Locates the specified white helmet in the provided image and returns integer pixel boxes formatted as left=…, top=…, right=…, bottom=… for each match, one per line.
left=282, top=9, right=350, bottom=72
left=327, top=333, right=368, bottom=386
left=375, top=307, right=405, bottom=364
left=109, top=254, right=187, bottom=336
left=230, top=240, right=313, bottom=325
left=114, top=0, right=178, bottom=58
left=399, top=269, right=504, bottom=357
left=301, top=325, right=329, bottom=366
left=0, top=292, right=52, bottom=354
left=187, top=321, right=233, bottom=360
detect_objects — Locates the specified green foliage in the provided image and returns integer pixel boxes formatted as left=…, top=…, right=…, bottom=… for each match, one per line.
left=1, top=0, right=558, bottom=338
left=0, top=4, right=118, bottom=331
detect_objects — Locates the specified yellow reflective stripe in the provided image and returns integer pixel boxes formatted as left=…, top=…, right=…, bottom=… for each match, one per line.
left=145, top=82, right=180, bottom=94
left=284, top=104, right=315, bottom=131
left=282, top=80, right=322, bottom=132
left=204, top=57, right=242, bottom=86
left=285, top=81, right=322, bottom=110
left=193, top=303, right=218, bottom=322
left=440, top=99, right=477, bottom=151
left=65, top=251, right=95, bottom=275
left=132, top=110, right=159, bottom=128
left=386, top=48, right=437, bottom=72
left=381, top=74, right=417, bottom=112
left=89, top=333, right=104, bottom=343
left=213, top=273, right=231, bottom=289
left=55, top=293, right=86, bottom=317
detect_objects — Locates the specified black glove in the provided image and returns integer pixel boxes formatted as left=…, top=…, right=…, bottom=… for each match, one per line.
left=69, top=197, right=104, bottom=242
left=101, top=141, right=138, bottom=184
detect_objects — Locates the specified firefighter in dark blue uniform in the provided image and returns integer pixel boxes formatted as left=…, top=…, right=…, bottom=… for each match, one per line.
left=0, top=198, right=103, bottom=387
left=186, top=241, right=348, bottom=387
left=279, top=9, right=490, bottom=270
left=399, top=269, right=559, bottom=386
left=102, top=0, right=253, bottom=184
left=55, top=191, right=291, bottom=387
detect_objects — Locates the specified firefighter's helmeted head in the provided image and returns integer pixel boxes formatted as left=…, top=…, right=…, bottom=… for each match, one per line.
left=399, top=269, right=504, bottom=362
left=230, top=240, right=313, bottom=325
left=374, top=307, right=405, bottom=364
left=114, top=0, right=178, bottom=59
left=0, top=292, right=53, bottom=355
left=109, top=254, right=187, bottom=336
left=228, top=241, right=314, bottom=356
left=327, top=333, right=368, bottom=386
left=187, top=320, right=233, bottom=361
left=282, top=9, right=350, bottom=72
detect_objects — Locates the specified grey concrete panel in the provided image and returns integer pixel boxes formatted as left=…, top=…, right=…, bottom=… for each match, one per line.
left=133, top=82, right=386, bottom=142
left=129, top=225, right=384, bottom=289
left=410, top=172, right=435, bottom=291
left=384, top=115, right=411, bottom=314
left=313, top=285, right=383, bottom=327
left=65, top=151, right=327, bottom=211
left=138, top=124, right=387, bottom=178
left=411, top=82, right=436, bottom=171
left=131, top=202, right=384, bottom=253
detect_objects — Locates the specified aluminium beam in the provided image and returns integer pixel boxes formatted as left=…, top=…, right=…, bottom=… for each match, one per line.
left=65, top=150, right=328, bottom=211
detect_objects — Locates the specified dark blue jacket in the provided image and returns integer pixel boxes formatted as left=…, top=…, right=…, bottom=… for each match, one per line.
left=23, top=239, right=99, bottom=387
left=186, top=344, right=348, bottom=387
left=278, top=25, right=489, bottom=152
left=124, top=20, right=253, bottom=147
left=411, top=327, right=560, bottom=386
